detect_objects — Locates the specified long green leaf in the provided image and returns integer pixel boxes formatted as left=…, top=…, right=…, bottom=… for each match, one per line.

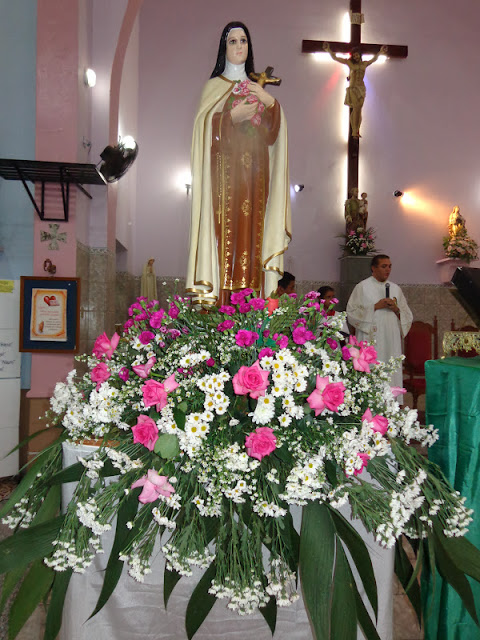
left=33, top=485, right=61, bottom=525
left=351, top=563, right=381, bottom=640
left=259, top=595, right=277, bottom=636
left=331, top=538, right=357, bottom=639
left=164, top=566, right=182, bottom=608
left=0, top=448, right=53, bottom=519
left=329, top=506, right=377, bottom=616
left=299, top=502, right=335, bottom=640
left=0, top=516, right=63, bottom=574
left=8, top=560, right=54, bottom=640
left=394, top=537, right=421, bottom=624
left=435, top=529, right=480, bottom=584
left=185, top=562, right=217, bottom=640
left=432, top=530, right=479, bottom=625
left=43, top=568, right=73, bottom=640
left=90, top=492, right=139, bottom=618
left=0, top=567, right=27, bottom=615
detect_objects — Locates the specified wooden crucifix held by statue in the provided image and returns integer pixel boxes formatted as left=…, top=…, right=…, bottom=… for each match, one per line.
left=302, top=0, right=408, bottom=199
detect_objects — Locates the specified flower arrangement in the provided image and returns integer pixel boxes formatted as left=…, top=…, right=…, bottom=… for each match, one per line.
left=341, top=227, right=376, bottom=256
left=443, top=233, right=478, bottom=263
left=1, top=289, right=480, bottom=639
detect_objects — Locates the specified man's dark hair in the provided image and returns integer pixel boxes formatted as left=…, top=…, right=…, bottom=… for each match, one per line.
left=371, top=254, right=390, bottom=268
left=278, top=272, right=295, bottom=289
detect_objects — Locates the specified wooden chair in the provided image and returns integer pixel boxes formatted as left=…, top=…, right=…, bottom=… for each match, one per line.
left=403, top=317, right=438, bottom=409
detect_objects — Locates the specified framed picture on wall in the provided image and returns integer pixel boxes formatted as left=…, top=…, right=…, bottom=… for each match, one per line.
left=19, top=277, right=80, bottom=353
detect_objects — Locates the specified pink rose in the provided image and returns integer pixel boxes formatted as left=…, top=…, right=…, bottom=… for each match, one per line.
left=90, top=362, right=111, bottom=390
left=132, top=415, right=159, bottom=451
left=391, top=386, right=406, bottom=398
left=232, top=361, right=269, bottom=399
left=362, top=408, right=389, bottom=435
left=131, top=469, right=175, bottom=503
left=245, top=427, right=277, bottom=461
left=307, top=376, right=345, bottom=415
left=235, top=330, right=259, bottom=347
left=132, top=356, right=156, bottom=379
left=142, top=373, right=179, bottom=411
left=92, top=332, right=120, bottom=360
left=361, top=345, right=378, bottom=364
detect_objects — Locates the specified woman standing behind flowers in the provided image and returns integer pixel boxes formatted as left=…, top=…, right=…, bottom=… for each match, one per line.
left=186, top=21, right=291, bottom=307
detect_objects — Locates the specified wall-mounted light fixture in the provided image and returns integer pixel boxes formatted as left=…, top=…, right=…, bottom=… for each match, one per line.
left=185, top=184, right=191, bottom=196
left=393, top=190, right=404, bottom=198
left=84, top=68, right=97, bottom=88
left=294, top=184, right=305, bottom=193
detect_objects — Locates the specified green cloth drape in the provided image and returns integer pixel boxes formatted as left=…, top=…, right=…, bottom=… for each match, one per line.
left=423, top=357, right=480, bottom=640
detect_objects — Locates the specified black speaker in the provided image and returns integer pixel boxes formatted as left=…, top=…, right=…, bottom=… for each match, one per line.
left=451, top=267, right=480, bottom=327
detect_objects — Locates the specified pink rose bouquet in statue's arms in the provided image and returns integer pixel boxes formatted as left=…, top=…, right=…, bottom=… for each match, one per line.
left=1, top=286, right=480, bottom=640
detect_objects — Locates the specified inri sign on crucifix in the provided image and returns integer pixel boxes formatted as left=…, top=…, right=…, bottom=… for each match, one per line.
left=302, top=0, right=408, bottom=197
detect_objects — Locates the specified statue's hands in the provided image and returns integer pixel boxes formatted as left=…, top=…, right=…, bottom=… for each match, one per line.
left=247, top=81, right=275, bottom=108
left=380, top=45, right=388, bottom=55
left=323, top=42, right=331, bottom=53
left=230, top=98, right=258, bottom=124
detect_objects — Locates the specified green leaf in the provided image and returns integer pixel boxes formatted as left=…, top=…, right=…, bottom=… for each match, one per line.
left=185, top=562, right=217, bottom=640
left=351, top=565, right=382, bottom=640
left=164, top=566, right=182, bottom=608
left=173, top=407, right=186, bottom=431
left=432, top=529, right=479, bottom=625
left=0, top=515, right=63, bottom=574
left=90, top=491, right=140, bottom=618
left=330, top=539, right=357, bottom=640
left=299, top=502, right=335, bottom=640
left=435, top=530, right=480, bottom=584
left=0, top=447, right=56, bottom=519
left=177, top=401, right=188, bottom=413
left=259, top=595, right=277, bottom=636
left=394, top=537, right=421, bottom=624
left=154, top=433, right=180, bottom=459
left=43, top=568, right=73, bottom=640
left=0, top=567, right=27, bottom=615
left=329, top=506, right=377, bottom=616
left=8, top=560, right=54, bottom=640
left=33, top=485, right=61, bottom=525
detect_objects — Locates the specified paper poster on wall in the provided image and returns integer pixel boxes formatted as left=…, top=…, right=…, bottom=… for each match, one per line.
left=0, top=329, right=20, bottom=379
left=30, top=288, right=67, bottom=341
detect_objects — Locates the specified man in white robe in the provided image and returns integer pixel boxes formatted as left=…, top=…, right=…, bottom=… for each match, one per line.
left=346, top=254, right=413, bottom=392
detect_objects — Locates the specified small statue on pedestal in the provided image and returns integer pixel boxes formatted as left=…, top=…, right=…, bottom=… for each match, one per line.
left=141, top=258, right=158, bottom=301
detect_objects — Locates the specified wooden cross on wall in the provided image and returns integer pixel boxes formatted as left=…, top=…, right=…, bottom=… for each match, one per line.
left=302, top=0, right=408, bottom=198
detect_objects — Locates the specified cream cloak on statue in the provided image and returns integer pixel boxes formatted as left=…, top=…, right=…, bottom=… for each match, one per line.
left=347, top=277, right=413, bottom=390
left=186, top=76, right=291, bottom=304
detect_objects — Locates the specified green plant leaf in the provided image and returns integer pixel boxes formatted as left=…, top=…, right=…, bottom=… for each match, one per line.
left=0, top=567, right=27, bottom=615
left=185, top=562, right=217, bottom=640
left=299, top=502, right=335, bottom=640
left=351, top=565, right=382, bottom=640
left=8, top=560, right=54, bottom=640
left=90, top=491, right=140, bottom=618
left=154, top=433, right=180, bottom=459
left=164, top=566, right=182, bottom=608
left=33, top=485, right=61, bottom=525
left=0, top=516, right=63, bottom=574
left=394, top=537, right=421, bottom=624
left=432, top=529, right=478, bottom=625
left=259, top=595, right=277, bottom=636
left=329, top=506, right=377, bottom=616
left=43, top=568, right=73, bottom=640
left=173, top=407, right=186, bottom=431
left=434, top=528, right=480, bottom=584
left=330, top=538, right=357, bottom=640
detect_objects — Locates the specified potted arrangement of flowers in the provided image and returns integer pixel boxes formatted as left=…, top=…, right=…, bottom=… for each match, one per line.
left=1, top=289, right=480, bottom=639
left=340, top=227, right=377, bottom=256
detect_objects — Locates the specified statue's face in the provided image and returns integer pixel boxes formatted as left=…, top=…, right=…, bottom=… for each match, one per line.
left=226, top=29, right=248, bottom=65
left=352, top=51, right=361, bottom=63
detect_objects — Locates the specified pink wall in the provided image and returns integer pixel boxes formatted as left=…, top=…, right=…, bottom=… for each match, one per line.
left=134, top=0, right=480, bottom=284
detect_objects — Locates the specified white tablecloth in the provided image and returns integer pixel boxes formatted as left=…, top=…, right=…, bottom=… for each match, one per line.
left=60, top=443, right=393, bottom=640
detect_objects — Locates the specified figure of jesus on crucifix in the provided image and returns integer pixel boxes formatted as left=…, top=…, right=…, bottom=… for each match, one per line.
left=323, top=42, right=387, bottom=137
